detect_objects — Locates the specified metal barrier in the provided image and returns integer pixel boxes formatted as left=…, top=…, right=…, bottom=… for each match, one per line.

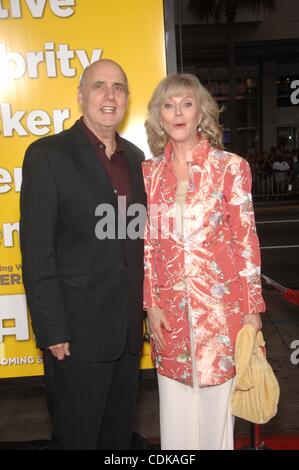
left=252, top=170, right=299, bottom=201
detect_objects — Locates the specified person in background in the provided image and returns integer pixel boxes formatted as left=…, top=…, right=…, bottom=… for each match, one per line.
left=20, top=59, right=145, bottom=450
left=142, top=74, right=265, bottom=450
left=272, top=153, right=290, bottom=194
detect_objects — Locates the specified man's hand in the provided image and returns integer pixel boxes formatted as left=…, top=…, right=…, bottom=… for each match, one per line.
left=243, top=313, right=262, bottom=332
left=147, top=307, right=172, bottom=349
left=48, top=342, right=70, bottom=361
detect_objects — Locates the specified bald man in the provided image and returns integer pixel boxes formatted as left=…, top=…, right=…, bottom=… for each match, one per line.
left=20, top=60, right=146, bottom=449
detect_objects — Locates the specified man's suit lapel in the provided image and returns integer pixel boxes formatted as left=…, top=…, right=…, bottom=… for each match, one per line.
left=121, top=141, right=140, bottom=207
left=67, top=121, right=116, bottom=204
left=67, top=121, right=143, bottom=210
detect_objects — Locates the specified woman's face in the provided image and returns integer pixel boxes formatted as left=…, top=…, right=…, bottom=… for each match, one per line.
left=159, top=92, right=201, bottom=145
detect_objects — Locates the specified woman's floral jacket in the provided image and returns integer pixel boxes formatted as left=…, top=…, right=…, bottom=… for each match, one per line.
left=142, top=138, right=266, bottom=386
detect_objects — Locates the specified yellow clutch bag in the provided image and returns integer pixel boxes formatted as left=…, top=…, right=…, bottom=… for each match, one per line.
left=230, top=324, right=280, bottom=424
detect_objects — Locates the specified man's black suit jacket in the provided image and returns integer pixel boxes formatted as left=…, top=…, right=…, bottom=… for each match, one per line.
left=20, top=120, right=146, bottom=361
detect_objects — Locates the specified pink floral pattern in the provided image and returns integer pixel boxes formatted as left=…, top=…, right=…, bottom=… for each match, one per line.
left=142, top=138, right=266, bottom=387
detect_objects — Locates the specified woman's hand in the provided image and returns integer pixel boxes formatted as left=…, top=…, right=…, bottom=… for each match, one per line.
left=147, top=306, right=172, bottom=349
left=243, top=313, right=262, bottom=332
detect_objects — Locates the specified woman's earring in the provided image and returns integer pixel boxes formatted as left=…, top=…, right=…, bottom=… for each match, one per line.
left=160, top=128, right=165, bottom=135
left=197, top=123, right=202, bottom=132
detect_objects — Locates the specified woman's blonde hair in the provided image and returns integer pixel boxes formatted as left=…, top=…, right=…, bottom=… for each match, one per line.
left=145, top=73, right=223, bottom=156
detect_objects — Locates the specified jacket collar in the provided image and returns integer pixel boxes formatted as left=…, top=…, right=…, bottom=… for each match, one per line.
left=79, top=116, right=125, bottom=154
left=67, top=120, right=140, bottom=206
left=164, top=135, right=212, bottom=164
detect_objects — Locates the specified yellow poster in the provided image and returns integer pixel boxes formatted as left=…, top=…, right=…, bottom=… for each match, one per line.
left=0, top=0, right=166, bottom=378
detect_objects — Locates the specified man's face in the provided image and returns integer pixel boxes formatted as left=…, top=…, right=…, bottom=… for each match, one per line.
left=78, top=61, right=128, bottom=134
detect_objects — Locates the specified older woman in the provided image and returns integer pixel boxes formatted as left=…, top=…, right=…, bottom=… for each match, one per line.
left=142, top=74, right=265, bottom=450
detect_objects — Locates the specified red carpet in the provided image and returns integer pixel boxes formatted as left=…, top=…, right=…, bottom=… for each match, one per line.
left=235, top=433, right=299, bottom=450
left=148, top=433, right=299, bottom=450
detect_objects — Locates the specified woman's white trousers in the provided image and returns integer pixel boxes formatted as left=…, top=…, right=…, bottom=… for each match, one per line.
left=158, top=374, right=235, bottom=450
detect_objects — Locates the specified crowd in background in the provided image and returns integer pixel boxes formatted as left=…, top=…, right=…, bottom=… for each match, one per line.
left=244, top=146, right=299, bottom=197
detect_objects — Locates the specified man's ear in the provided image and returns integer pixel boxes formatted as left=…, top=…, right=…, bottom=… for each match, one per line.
left=77, top=86, right=83, bottom=106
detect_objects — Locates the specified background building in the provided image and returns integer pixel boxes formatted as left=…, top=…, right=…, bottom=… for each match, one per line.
left=171, top=0, right=299, bottom=155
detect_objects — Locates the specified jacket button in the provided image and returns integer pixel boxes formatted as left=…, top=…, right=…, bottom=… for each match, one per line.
left=124, top=259, right=129, bottom=266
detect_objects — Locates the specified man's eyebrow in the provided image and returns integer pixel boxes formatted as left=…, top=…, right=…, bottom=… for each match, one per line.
left=92, top=80, right=125, bottom=88
left=113, top=82, right=125, bottom=88
left=92, top=80, right=105, bottom=86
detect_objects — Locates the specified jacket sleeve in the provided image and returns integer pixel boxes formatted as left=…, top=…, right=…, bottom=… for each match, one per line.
left=225, top=157, right=266, bottom=315
left=20, top=144, right=70, bottom=349
left=142, top=162, right=159, bottom=309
